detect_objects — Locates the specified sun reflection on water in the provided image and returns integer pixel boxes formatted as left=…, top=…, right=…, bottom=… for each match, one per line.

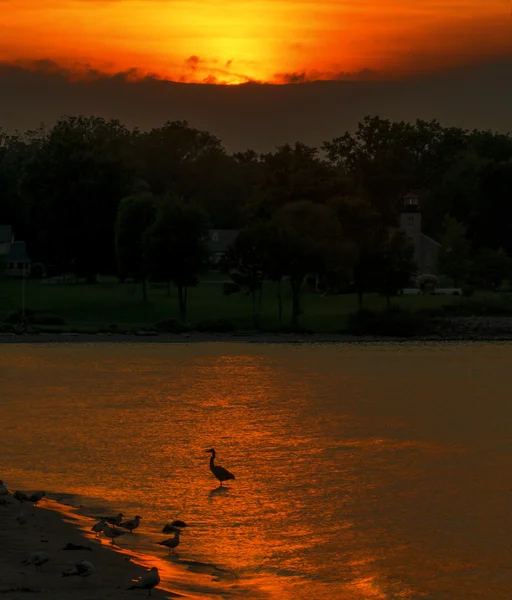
left=1, top=342, right=512, bottom=599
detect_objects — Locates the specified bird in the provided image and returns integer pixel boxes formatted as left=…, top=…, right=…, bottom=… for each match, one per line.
left=91, top=519, right=106, bottom=536
left=119, top=515, right=141, bottom=534
left=13, top=490, right=29, bottom=503
left=101, top=512, right=124, bottom=526
left=22, top=551, right=50, bottom=572
left=157, top=530, right=182, bottom=554
left=170, top=519, right=187, bottom=528
left=0, top=480, right=8, bottom=495
left=161, top=524, right=181, bottom=535
left=16, top=510, right=28, bottom=526
left=62, top=559, right=94, bottom=580
left=127, top=566, right=160, bottom=596
left=101, top=523, right=126, bottom=545
left=0, top=498, right=10, bottom=507
left=205, top=448, right=235, bottom=487
left=28, top=491, right=45, bottom=504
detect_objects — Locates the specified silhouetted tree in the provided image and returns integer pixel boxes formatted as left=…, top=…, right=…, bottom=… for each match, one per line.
left=115, top=192, right=156, bottom=301
left=144, top=196, right=209, bottom=319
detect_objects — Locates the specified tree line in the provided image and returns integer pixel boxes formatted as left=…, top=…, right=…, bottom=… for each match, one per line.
left=1, top=115, right=512, bottom=326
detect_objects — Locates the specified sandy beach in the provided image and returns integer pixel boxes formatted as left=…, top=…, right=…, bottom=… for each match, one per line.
left=0, top=492, right=172, bottom=599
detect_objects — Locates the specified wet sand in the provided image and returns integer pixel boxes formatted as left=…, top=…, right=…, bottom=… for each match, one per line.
left=0, top=494, right=171, bottom=599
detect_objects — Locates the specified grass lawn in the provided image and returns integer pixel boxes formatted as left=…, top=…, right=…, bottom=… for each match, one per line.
left=0, top=275, right=510, bottom=333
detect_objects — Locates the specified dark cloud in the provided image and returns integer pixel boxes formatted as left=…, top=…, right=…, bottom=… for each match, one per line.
left=185, top=55, right=200, bottom=71
left=1, top=59, right=512, bottom=152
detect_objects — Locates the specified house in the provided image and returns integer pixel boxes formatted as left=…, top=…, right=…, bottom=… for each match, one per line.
left=206, top=229, right=241, bottom=264
left=0, top=225, right=31, bottom=277
left=399, top=193, right=441, bottom=274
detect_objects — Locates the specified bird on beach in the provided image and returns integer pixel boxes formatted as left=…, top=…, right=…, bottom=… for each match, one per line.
left=120, top=515, right=142, bottom=534
left=62, top=559, right=94, bottom=580
left=0, top=480, right=8, bottom=495
left=22, top=551, right=50, bottom=572
left=157, top=530, right=182, bottom=554
left=128, top=566, right=160, bottom=596
left=0, top=498, right=10, bottom=507
left=205, top=448, right=235, bottom=487
left=101, top=512, right=124, bottom=526
left=16, top=509, right=28, bottom=527
left=161, top=523, right=182, bottom=535
left=101, top=523, right=126, bottom=545
left=28, top=491, right=45, bottom=504
left=13, top=490, right=29, bottom=503
left=91, top=519, right=106, bottom=536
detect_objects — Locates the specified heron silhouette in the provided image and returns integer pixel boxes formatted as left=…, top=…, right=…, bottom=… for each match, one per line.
left=205, top=448, right=235, bottom=487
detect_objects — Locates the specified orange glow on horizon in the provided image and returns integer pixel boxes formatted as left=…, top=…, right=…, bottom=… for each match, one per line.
left=1, top=0, right=512, bottom=84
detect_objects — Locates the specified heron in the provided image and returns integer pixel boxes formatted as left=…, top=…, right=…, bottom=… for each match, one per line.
left=127, top=566, right=160, bottom=596
left=205, top=448, right=235, bottom=487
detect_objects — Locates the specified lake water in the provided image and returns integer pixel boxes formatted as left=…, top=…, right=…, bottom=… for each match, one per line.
left=1, top=341, right=512, bottom=599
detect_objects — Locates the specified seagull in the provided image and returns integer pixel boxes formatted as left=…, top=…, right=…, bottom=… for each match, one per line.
left=91, top=519, right=106, bottom=536
left=157, top=530, right=182, bottom=554
left=171, top=519, right=187, bottom=528
left=28, top=491, right=45, bottom=504
left=16, top=510, right=28, bottom=526
left=13, top=491, right=29, bottom=503
left=128, top=566, right=160, bottom=596
left=22, top=551, right=50, bottom=572
left=0, top=498, right=10, bottom=507
left=62, top=559, right=94, bottom=580
left=161, top=523, right=181, bottom=535
left=101, top=523, right=126, bottom=545
left=205, top=448, right=235, bottom=487
left=120, top=515, right=141, bottom=534
left=101, top=512, right=124, bottom=526
left=0, top=480, right=8, bottom=495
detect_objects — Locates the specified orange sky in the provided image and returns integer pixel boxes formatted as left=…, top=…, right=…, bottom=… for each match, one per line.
left=1, top=0, right=512, bottom=84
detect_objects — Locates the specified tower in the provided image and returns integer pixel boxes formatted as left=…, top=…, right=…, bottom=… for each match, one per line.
left=400, top=192, right=422, bottom=268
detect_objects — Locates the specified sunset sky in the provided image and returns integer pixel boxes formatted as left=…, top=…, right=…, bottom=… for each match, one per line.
left=2, top=0, right=512, bottom=84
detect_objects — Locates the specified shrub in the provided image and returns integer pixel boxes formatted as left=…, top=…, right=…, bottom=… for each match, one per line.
left=417, top=274, right=438, bottom=294
left=222, top=281, right=241, bottom=296
left=30, top=263, right=45, bottom=279
left=155, top=318, right=190, bottom=333
left=196, top=319, right=237, bottom=333
left=31, top=314, right=66, bottom=325
left=347, top=308, right=434, bottom=337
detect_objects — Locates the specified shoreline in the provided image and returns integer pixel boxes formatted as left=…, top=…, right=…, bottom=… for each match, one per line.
left=0, top=494, right=178, bottom=599
left=1, top=331, right=512, bottom=344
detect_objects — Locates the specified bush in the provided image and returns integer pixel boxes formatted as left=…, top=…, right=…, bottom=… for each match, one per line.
left=155, top=318, right=190, bottom=333
left=347, top=308, right=434, bottom=337
left=196, top=319, right=237, bottom=333
left=222, top=281, right=241, bottom=296
left=30, top=263, right=45, bottom=279
left=417, top=274, right=438, bottom=294
left=462, top=285, right=474, bottom=297
left=31, top=314, right=66, bottom=325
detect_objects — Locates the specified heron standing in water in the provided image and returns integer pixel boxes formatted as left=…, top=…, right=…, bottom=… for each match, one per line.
left=205, top=448, right=235, bottom=487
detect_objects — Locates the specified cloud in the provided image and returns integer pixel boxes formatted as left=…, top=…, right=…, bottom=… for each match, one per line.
left=1, top=59, right=512, bottom=152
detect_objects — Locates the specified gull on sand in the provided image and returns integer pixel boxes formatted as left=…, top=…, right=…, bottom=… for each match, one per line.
left=91, top=519, right=106, bottom=536
left=120, top=515, right=142, bottom=534
left=101, top=523, right=126, bottom=545
left=128, top=566, right=160, bottom=596
left=62, top=559, right=94, bottom=580
left=22, top=551, right=50, bottom=572
left=157, top=530, right=182, bottom=554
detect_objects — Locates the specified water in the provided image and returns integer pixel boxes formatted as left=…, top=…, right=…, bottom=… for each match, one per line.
left=1, top=341, right=512, bottom=599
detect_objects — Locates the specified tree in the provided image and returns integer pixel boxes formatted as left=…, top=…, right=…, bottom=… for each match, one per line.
left=376, top=231, right=416, bottom=307
left=277, top=201, right=344, bottom=328
left=438, top=215, right=471, bottom=285
left=115, top=192, right=156, bottom=302
left=144, top=196, right=209, bottom=320
left=470, top=248, right=512, bottom=290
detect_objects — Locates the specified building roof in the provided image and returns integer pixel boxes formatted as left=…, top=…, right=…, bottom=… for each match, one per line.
left=6, top=241, right=31, bottom=263
left=0, top=225, right=12, bottom=243
left=206, top=229, right=241, bottom=254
